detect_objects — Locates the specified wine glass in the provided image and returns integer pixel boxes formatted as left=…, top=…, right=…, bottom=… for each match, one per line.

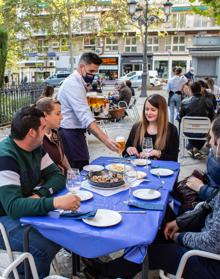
left=142, top=137, right=153, bottom=171
left=123, top=165, right=137, bottom=202
left=66, top=168, right=81, bottom=194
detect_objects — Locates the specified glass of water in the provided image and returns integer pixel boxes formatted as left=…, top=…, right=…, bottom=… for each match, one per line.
left=142, top=137, right=153, bottom=158
left=66, top=168, right=81, bottom=194
left=124, top=165, right=137, bottom=201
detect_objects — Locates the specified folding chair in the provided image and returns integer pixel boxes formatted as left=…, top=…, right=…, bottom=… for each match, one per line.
left=1, top=252, right=67, bottom=279
left=180, top=116, right=211, bottom=157
left=128, top=96, right=140, bottom=122
left=118, top=100, right=135, bottom=122
left=159, top=250, right=220, bottom=279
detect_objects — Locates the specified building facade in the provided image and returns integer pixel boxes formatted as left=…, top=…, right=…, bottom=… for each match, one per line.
left=17, top=0, right=220, bottom=83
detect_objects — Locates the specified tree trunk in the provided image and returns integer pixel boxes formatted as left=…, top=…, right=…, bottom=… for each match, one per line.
left=0, top=28, right=8, bottom=88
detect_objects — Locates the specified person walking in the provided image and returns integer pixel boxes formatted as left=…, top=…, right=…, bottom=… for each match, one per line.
left=167, top=67, right=188, bottom=124
left=57, top=52, right=118, bottom=170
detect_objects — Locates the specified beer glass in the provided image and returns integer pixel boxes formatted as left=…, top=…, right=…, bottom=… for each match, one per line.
left=116, top=136, right=126, bottom=156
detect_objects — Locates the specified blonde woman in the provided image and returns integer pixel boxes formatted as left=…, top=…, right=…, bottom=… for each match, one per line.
left=124, top=94, right=179, bottom=161
left=36, top=97, right=70, bottom=175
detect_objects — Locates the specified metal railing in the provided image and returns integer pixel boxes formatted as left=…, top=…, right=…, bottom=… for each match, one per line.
left=0, top=83, right=45, bottom=126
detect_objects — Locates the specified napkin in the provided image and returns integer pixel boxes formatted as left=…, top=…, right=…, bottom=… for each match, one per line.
left=151, top=161, right=179, bottom=172
left=128, top=200, right=164, bottom=211
left=61, top=209, right=97, bottom=219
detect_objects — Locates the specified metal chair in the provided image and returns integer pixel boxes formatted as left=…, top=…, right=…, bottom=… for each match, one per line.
left=159, top=250, right=220, bottom=279
left=118, top=100, right=135, bottom=122
left=180, top=116, right=211, bottom=157
left=0, top=252, right=67, bottom=279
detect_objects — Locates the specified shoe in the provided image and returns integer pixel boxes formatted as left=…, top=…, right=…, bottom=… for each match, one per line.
left=193, top=148, right=203, bottom=159
left=187, top=149, right=194, bottom=158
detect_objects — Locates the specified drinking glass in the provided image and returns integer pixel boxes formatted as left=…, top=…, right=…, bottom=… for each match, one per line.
left=115, top=136, right=126, bottom=160
left=66, top=168, right=81, bottom=194
left=142, top=137, right=153, bottom=158
left=123, top=165, right=137, bottom=201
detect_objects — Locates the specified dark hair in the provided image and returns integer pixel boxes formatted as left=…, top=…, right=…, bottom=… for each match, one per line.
left=11, top=106, right=45, bottom=140
left=212, top=116, right=220, bottom=144
left=125, top=80, right=132, bottom=87
left=198, top=79, right=209, bottom=89
left=174, top=67, right=182, bottom=75
left=36, top=97, right=61, bottom=115
left=190, top=82, right=201, bottom=95
left=42, top=85, right=54, bottom=97
left=79, top=52, right=102, bottom=66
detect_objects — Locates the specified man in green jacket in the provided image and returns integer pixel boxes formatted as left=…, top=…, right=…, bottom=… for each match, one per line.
left=0, top=106, right=80, bottom=278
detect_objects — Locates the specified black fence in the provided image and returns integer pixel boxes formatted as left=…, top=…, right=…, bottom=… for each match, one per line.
left=0, top=83, right=45, bottom=126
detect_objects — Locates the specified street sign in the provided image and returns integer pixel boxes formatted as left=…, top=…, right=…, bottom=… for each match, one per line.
left=97, top=0, right=112, bottom=4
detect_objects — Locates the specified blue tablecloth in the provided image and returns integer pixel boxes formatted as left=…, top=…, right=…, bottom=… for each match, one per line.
left=21, top=156, right=179, bottom=264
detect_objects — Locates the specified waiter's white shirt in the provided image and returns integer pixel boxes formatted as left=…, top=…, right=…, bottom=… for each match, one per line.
left=57, top=71, right=95, bottom=129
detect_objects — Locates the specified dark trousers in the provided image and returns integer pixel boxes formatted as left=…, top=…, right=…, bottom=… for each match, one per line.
left=185, top=132, right=206, bottom=150
left=59, top=128, right=89, bottom=171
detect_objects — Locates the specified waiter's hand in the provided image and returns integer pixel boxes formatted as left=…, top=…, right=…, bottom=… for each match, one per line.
left=104, top=138, right=119, bottom=152
left=53, top=194, right=80, bottom=211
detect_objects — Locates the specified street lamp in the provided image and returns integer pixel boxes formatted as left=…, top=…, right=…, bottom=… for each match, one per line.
left=127, top=0, right=173, bottom=97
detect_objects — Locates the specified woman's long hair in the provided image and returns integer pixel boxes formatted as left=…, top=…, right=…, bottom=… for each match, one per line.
left=133, top=94, right=168, bottom=150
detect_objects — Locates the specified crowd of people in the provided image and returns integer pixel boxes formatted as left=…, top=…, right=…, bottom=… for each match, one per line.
left=0, top=52, right=220, bottom=279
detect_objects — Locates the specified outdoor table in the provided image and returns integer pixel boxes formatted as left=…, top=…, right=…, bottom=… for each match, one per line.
left=21, top=156, right=180, bottom=278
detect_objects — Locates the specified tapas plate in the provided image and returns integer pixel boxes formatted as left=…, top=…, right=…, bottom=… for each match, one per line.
left=133, top=189, right=161, bottom=200
left=133, top=159, right=151, bottom=166
left=105, top=163, right=132, bottom=173
left=83, top=165, right=104, bottom=172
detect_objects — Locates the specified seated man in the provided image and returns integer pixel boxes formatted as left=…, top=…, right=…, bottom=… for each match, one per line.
left=112, top=81, right=132, bottom=107
left=0, top=106, right=80, bottom=279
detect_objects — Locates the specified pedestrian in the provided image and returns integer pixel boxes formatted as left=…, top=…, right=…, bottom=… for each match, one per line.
left=57, top=52, right=118, bottom=170
left=0, top=106, right=80, bottom=278
left=184, top=67, right=194, bottom=83
left=167, top=67, right=188, bottom=124
left=125, top=80, right=135, bottom=96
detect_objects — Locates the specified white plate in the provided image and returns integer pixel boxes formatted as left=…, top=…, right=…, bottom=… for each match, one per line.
left=133, top=159, right=151, bottom=166
left=133, top=189, right=161, bottom=200
left=75, top=190, right=93, bottom=201
left=136, top=171, right=147, bottom=179
left=150, top=168, right=174, bottom=177
left=105, top=164, right=132, bottom=173
left=82, top=209, right=122, bottom=227
left=83, top=165, right=104, bottom=172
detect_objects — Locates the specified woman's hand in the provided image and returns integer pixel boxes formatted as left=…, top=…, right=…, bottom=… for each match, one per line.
left=126, top=147, right=139, bottom=157
left=164, top=220, right=179, bottom=240
left=148, top=149, right=161, bottom=158
left=186, top=176, right=204, bottom=192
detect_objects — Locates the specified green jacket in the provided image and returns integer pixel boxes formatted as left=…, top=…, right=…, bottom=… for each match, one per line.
left=0, top=136, right=66, bottom=218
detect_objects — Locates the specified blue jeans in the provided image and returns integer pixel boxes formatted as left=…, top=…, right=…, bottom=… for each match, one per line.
left=0, top=216, right=60, bottom=279
left=169, top=94, right=181, bottom=124
left=149, top=243, right=220, bottom=279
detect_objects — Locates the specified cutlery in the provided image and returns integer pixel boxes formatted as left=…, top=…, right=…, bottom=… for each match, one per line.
left=156, top=172, right=165, bottom=186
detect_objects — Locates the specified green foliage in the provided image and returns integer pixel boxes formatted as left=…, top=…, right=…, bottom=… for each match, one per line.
left=189, top=0, right=220, bottom=24
left=0, top=27, right=8, bottom=88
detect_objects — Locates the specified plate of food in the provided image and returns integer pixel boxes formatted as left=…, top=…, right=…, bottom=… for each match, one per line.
left=105, top=163, right=132, bottom=173
left=133, top=159, right=151, bottom=166
left=88, top=170, right=124, bottom=189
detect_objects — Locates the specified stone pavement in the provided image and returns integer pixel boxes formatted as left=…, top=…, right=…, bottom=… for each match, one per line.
left=0, top=88, right=207, bottom=278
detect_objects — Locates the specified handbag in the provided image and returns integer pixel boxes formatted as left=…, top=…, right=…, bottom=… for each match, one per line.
left=173, top=169, right=208, bottom=211
left=176, top=187, right=220, bottom=232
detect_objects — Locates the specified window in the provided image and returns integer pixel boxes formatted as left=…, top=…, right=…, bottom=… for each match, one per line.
left=172, top=36, right=185, bottom=52
left=105, top=38, right=118, bottom=51
left=165, top=36, right=172, bottom=52
left=170, top=13, right=186, bottom=29
left=124, top=37, right=137, bottom=53
left=147, top=36, right=159, bottom=52
left=84, top=38, right=96, bottom=50
left=81, top=18, right=98, bottom=32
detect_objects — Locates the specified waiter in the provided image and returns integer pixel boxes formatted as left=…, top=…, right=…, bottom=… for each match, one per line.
left=58, top=52, right=118, bottom=170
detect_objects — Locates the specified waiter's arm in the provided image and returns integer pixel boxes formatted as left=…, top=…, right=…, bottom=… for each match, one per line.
left=88, top=121, right=118, bottom=152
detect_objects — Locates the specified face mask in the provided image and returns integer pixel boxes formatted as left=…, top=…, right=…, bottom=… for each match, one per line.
left=82, top=67, right=95, bottom=84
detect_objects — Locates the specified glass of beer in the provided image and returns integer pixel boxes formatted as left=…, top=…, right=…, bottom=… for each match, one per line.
left=116, top=136, right=126, bottom=162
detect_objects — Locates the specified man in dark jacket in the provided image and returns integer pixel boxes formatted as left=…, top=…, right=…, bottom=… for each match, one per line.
left=112, top=81, right=132, bottom=107
left=180, top=81, right=215, bottom=158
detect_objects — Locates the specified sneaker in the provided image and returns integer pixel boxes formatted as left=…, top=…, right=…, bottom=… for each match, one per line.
left=187, top=149, right=194, bottom=158
left=193, top=148, right=202, bottom=159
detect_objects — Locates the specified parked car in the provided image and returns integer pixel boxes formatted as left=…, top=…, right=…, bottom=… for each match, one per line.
left=127, top=72, right=161, bottom=88
left=118, top=71, right=142, bottom=81
left=45, top=72, right=70, bottom=87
